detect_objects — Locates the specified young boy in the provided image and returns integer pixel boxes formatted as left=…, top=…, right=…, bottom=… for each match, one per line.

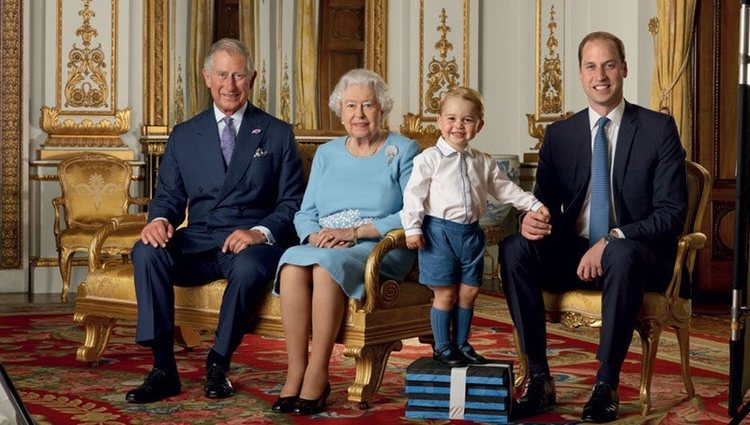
left=401, top=87, right=549, bottom=366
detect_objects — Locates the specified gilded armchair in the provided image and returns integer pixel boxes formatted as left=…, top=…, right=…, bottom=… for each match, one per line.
left=513, top=160, right=711, bottom=415
left=53, top=153, right=149, bottom=302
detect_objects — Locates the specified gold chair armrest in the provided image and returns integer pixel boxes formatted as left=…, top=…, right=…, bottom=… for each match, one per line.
left=128, top=197, right=151, bottom=207
left=88, top=214, right=147, bottom=271
left=52, top=197, right=65, bottom=239
left=361, top=229, right=407, bottom=313
left=664, top=232, right=707, bottom=300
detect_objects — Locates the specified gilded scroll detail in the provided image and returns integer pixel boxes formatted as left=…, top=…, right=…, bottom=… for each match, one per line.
left=64, top=0, right=109, bottom=109
left=365, top=0, right=387, bottom=79
left=40, top=107, right=130, bottom=147
left=540, top=5, right=562, bottom=115
left=256, top=61, right=268, bottom=112
left=279, top=59, right=291, bottom=123
left=424, top=9, right=460, bottom=115
left=174, top=60, right=185, bottom=124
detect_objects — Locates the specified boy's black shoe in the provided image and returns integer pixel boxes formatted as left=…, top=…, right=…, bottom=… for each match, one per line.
left=432, top=345, right=467, bottom=367
left=458, top=343, right=487, bottom=364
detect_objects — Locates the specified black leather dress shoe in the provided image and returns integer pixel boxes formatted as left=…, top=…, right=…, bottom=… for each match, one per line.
left=432, top=345, right=467, bottom=367
left=512, top=374, right=556, bottom=419
left=272, top=395, right=299, bottom=413
left=293, top=383, right=331, bottom=415
left=204, top=363, right=234, bottom=399
left=581, top=381, right=619, bottom=423
left=125, top=368, right=181, bottom=403
left=458, top=344, right=487, bottom=364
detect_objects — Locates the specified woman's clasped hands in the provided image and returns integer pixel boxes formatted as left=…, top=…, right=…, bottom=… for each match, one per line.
left=310, top=228, right=355, bottom=248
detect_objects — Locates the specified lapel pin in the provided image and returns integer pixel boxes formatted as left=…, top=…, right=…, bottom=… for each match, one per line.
left=252, top=128, right=262, bottom=134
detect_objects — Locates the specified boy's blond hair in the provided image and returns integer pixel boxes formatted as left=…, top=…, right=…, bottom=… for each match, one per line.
left=438, top=86, right=485, bottom=120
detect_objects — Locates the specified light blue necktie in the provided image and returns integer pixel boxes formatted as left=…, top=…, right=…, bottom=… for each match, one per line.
left=589, top=116, right=611, bottom=245
left=220, top=116, right=236, bottom=165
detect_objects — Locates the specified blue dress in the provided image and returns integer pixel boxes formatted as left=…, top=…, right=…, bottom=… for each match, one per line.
left=274, top=133, right=419, bottom=300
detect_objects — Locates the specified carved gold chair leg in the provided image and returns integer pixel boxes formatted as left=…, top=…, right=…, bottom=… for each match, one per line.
left=174, top=326, right=201, bottom=351
left=59, top=248, right=75, bottom=303
left=637, top=326, right=662, bottom=416
left=343, top=340, right=402, bottom=409
left=512, top=327, right=529, bottom=394
left=73, top=313, right=116, bottom=364
left=675, top=325, right=695, bottom=398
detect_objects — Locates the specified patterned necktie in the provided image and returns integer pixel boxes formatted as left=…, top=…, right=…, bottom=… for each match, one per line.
left=220, top=116, right=236, bottom=165
left=589, top=116, right=611, bottom=245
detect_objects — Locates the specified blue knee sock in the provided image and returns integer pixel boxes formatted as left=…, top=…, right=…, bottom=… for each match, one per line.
left=455, top=306, right=474, bottom=348
left=431, top=307, right=452, bottom=351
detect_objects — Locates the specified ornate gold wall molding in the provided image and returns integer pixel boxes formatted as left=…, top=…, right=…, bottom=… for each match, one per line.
left=142, top=0, right=170, bottom=136
left=63, top=0, right=110, bottom=109
left=404, top=0, right=471, bottom=140
left=42, top=0, right=130, bottom=150
left=0, top=0, right=23, bottom=269
left=527, top=0, right=573, bottom=151
left=56, top=0, right=118, bottom=115
left=40, top=106, right=130, bottom=147
left=424, top=8, right=460, bottom=114
left=365, top=0, right=388, bottom=79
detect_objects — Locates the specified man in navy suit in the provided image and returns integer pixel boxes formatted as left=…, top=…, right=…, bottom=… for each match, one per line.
left=500, top=32, right=687, bottom=423
left=125, top=38, right=304, bottom=403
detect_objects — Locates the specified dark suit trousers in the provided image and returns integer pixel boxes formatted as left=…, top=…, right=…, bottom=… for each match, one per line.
left=499, top=233, right=671, bottom=378
left=132, top=239, right=283, bottom=358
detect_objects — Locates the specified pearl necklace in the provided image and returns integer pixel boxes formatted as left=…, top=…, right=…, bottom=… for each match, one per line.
left=346, top=135, right=384, bottom=158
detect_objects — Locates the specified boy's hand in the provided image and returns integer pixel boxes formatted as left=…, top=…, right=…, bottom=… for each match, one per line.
left=406, top=234, right=425, bottom=250
left=520, top=207, right=552, bottom=241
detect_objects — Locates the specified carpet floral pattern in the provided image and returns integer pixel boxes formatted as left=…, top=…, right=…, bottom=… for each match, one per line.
left=0, top=292, right=730, bottom=424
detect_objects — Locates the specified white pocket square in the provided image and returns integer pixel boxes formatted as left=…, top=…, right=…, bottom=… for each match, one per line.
left=254, top=148, right=268, bottom=158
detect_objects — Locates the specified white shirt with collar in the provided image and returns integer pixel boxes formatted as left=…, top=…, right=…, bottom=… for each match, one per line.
left=575, top=98, right=625, bottom=240
left=213, top=101, right=249, bottom=140
left=401, top=136, right=543, bottom=237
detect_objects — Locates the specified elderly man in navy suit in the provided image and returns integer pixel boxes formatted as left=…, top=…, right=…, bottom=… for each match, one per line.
left=125, top=38, right=304, bottom=403
left=500, top=32, right=687, bottom=423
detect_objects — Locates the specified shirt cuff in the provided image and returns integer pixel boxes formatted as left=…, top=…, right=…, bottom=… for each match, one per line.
left=611, top=228, right=625, bottom=239
left=404, top=227, right=423, bottom=237
left=252, top=226, right=275, bottom=245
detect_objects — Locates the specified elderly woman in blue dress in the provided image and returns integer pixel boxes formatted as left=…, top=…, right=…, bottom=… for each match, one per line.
left=271, top=69, right=419, bottom=415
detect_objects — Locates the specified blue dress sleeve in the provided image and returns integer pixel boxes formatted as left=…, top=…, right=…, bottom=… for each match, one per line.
left=372, top=138, right=420, bottom=236
left=294, top=149, right=324, bottom=242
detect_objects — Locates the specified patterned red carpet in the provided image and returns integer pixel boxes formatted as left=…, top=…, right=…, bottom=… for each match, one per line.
left=0, top=292, right=730, bottom=424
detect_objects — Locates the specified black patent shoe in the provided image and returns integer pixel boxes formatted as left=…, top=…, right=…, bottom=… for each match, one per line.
left=581, top=381, right=619, bottom=423
left=293, top=383, right=331, bottom=415
left=458, top=343, right=487, bottom=364
left=125, top=368, right=181, bottom=403
left=512, top=374, right=556, bottom=419
left=272, top=395, right=299, bottom=413
left=432, top=345, right=467, bottom=367
left=204, top=363, right=234, bottom=399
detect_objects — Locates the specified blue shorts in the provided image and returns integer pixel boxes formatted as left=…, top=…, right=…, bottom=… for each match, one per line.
left=418, top=216, right=485, bottom=287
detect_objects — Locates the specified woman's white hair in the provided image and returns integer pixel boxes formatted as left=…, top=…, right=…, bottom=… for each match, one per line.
left=328, top=69, right=393, bottom=117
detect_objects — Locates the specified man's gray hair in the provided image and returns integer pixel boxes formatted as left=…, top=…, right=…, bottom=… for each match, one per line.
left=203, top=38, right=255, bottom=75
left=328, top=69, right=393, bottom=117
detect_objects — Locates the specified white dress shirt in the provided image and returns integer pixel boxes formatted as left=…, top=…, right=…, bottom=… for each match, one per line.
left=401, top=137, right=543, bottom=237
left=575, top=99, right=625, bottom=239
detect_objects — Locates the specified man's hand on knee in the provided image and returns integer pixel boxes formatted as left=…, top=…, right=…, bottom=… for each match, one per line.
left=577, top=240, right=606, bottom=281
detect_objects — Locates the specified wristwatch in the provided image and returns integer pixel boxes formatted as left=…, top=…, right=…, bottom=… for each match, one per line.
left=603, top=234, right=618, bottom=245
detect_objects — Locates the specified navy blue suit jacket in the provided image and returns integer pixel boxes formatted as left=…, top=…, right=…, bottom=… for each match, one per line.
left=147, top=104, right=305, bottom=253
left=535, top=102, right=687, bottom=262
